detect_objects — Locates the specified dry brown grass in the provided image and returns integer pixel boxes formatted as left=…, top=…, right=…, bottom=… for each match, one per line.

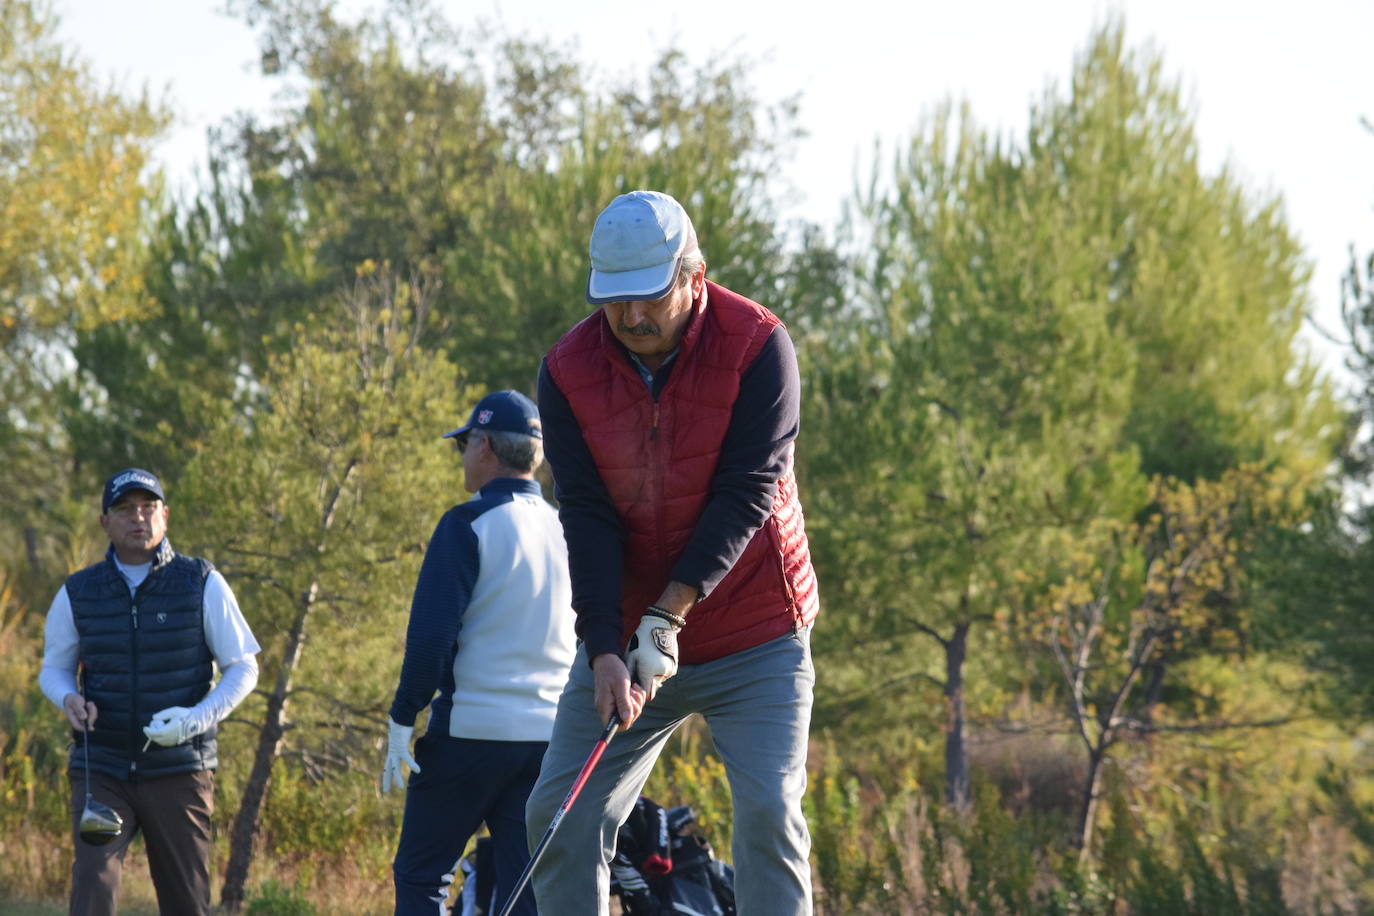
left=0, top=830, right=159, bottom=914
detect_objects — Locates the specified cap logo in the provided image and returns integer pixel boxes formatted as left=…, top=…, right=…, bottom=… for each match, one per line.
left=477, top=409, right=493, bottom=425
left=112, top=471, right=157, bottom=490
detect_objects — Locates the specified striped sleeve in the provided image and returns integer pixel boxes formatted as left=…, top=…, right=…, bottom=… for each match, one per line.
left=388, top=508, right=479, bottom=726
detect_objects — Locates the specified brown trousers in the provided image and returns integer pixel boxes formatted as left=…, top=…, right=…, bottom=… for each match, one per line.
left=68, top=768, right=214, bottom=916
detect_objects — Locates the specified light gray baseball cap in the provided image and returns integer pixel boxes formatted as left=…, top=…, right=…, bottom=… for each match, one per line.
left=586, top=190, right=697, bottom=304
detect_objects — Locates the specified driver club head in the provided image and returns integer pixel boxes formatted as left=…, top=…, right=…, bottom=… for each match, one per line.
left=74, top=683, right=122, bottom=845
left=78, top=795, right=123, bottom=845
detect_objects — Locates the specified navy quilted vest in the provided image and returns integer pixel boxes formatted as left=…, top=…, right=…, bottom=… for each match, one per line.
left=66, top=540, right=217, bottom=779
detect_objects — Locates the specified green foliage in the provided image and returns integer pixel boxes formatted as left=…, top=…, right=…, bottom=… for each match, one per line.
left=1035, top=466, right=1308, bottom=795
left=1123, top=825, right=1293, bottom=916
left=0, top=0, right=167, bottom=586
left=1251, top=505, right=1374, bottom=723
left=806, top=759, right=892, bottom=908
left=1266, top=203, right=1374, bottom=718
left=1023, top=27, right=1339, bottom=484
left=0, top=571, right=73, bottom=899
left=0, top=0, right=167, bottom=335
left=1242, top=143, right=1374, bottom=732
left=798, top=20, right=1343, bottom=829
left=450, top=45, right=802, bottom=391
left=245, top=879, right=318, bottom=915
left=70, top=0, right=808, bottom=492
left=1342, top=209, right=1374, bottom=480
left=260, top=768, right=396, bottom=866
left=177, top=280, right=462, bottom=598
left=1, top=5, right=1369, bottom=914
left=168, top=275, right=472, bottom=903
left=802, top=730, right=1365, bottom=914
left=641, top=717, right=734, bottom=850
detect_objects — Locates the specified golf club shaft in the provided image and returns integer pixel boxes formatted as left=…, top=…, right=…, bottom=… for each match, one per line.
left=82, top=722, right=91, bottom=799
left=80, top=679, right=92, bottom=800
left=496, top=711, right=621, bottom=916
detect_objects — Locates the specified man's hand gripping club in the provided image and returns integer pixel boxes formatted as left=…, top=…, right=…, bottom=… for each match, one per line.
left=626, top=605, right=686, bottom=696
left=593, top=599, right=690, bottom=729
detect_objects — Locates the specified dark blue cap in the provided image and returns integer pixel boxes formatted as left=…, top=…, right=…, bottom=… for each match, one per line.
left=443, top=390, right=542, bottom=441
left=102, top=468, right=167, bottom=512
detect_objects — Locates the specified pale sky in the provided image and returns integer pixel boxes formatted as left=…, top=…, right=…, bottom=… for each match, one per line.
left=55, top=0, right=1374, bottom=393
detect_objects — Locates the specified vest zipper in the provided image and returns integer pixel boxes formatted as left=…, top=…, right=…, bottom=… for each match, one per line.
left=649, top=395, right=670, bottom=580
left=130, top=593, right=140, bottom=779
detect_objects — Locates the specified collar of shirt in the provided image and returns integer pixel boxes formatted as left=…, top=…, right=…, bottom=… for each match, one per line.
left=114, top=557, right=152, bottom=593
left=477, top=477, right=543, bottom=498
left=627, top=347, right=680, bottom=391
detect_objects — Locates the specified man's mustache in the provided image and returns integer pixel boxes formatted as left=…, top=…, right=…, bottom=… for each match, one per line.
left=618, top=321, right=661, bottom=337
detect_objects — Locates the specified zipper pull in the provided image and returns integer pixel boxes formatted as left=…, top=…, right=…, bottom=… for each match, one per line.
left=650, top=403, right=659, bottom=441
left=132, top=603, right=139, bottom=630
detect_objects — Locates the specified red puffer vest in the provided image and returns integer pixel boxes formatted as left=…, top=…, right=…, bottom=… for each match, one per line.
left=546, top=281, right=819, bottom=663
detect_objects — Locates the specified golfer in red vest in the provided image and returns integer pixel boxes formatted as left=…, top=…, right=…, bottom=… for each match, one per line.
left=527, top=190, right=820, bottom=914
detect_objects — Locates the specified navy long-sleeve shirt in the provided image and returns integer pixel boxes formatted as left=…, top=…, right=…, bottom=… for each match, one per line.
left=537, top=322, right=801, bottom=661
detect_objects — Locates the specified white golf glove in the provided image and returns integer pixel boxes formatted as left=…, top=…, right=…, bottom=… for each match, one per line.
left=625, top=606, right=685, bottom=693
left=142, top=706, right=212, bottom=747
left=381, top=718, right=420, bottom=793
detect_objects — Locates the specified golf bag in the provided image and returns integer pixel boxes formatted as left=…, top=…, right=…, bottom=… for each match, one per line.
left=457, top=836, right=496, bottom=915
left=610, top=795, right=736, bottom=916
left=456, top=797, right=735, bottom=916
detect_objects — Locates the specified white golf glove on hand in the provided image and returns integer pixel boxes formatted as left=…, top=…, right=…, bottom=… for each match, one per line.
left=381, top=718, right=420, bottom=793
left=625, top=606, right=685, bottom=694
left=143, top=706, right=212, bottom=747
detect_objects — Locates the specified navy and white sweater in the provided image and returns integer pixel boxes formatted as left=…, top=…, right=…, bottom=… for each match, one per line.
left=388, top=478, right=575, bottom=742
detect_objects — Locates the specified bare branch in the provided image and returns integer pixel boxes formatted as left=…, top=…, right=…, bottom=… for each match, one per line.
left=219, top=715, right=264, bottom=732
left=1123, top=714, right=1307, bottom=736
left=288, top=685, right=391, bottom=724
left=911, top=620, right=950, bottom=648
left=820, top=669, right=947, bottom=716
left=219, top=546, right=296, bottom=563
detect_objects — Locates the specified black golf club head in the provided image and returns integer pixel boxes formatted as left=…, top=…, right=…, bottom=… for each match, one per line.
left=78, top=794, right=123, bottom=845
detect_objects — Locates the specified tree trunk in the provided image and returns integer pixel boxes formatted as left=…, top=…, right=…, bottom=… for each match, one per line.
left=24, top=526, right=40, bottom=576
left=220, top=463, right=352, bottom=910
left=219, top=585, right=316, bottom=911
left=1138, top=660, right=1167, bottom=729
left=1075, top=746, right=1106, bottom=861
left=943, top=621, right=971, bottom=812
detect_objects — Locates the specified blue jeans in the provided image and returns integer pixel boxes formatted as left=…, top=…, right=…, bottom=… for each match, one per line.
left=393, top=733, right=547, bottom=916
left=525, top=628, right=815, bottom=916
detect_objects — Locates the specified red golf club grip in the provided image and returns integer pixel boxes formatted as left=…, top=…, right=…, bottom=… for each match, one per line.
left=497, top=710, right=622, bottom=916
left=563, top=714, right=618, bottom=802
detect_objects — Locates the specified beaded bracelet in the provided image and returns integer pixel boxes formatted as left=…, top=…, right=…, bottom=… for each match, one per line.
left=644, top=605, right=687, bottom=628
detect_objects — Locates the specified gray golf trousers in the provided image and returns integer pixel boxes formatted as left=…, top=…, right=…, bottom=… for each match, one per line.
left=525, top=626, right=815, bottom=916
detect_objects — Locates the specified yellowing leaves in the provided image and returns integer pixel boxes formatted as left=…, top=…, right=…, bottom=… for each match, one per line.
left=0, top=0, right=168, bottom=340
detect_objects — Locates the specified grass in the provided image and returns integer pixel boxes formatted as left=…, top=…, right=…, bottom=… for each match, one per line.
left=0, top=832, right=171, bottom=916
left=0, top=901, right=156, bottom=915
left=0, top=904, right=62, bottom=916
